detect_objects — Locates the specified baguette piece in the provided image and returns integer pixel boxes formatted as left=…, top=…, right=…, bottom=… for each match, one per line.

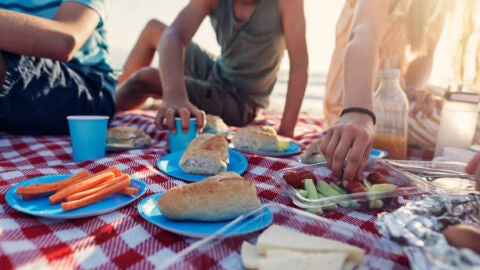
left=179, top=134, right=229, bottom=175
left=231, top=126, right=279, bottom=152
left=158, top=172, right=261, bottom=221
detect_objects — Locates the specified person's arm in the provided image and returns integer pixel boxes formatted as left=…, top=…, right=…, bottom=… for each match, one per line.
left=0, top=2, right=100, bottom=61
left=154, top=0, right=214, bottom=133
left=321, top=0, right=389, bottom=184
left=404, top=10, right=448, bottom=117
left=117, top=19, right=166, bottom=85
left=277, top=0, right=309, bottom=138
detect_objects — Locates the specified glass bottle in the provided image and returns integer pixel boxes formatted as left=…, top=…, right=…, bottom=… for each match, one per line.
left=373, top=69, right=409, bottom=160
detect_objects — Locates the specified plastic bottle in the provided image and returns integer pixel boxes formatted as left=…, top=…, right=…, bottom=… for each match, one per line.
left=373, top=69, right=409, bottom=160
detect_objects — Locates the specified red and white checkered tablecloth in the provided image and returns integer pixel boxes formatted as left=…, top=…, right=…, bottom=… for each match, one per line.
left=0, top=110, right=422, bottom=269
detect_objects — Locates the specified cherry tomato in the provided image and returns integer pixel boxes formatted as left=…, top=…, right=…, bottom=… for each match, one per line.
left=300, top=171, right=317, bottom=183
left=283, top=171, right=303, bottom=189
left=367, top=172, right=388, bottom=184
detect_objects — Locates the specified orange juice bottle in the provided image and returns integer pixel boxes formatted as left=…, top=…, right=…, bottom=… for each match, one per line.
left=373, top=69, right=409, bottom=160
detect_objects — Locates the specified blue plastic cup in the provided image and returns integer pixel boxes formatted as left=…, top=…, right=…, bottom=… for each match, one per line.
left=168, top=117, right=198, bottom=152
left=67, top=115, right=109, bottom=162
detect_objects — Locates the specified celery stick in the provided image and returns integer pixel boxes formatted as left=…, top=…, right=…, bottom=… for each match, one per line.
left=296, top=189, right=308, bottom=198
left=317, top=181, right=341, bottom=197
left=362, top=179, right=372, bottom=190
left=327, top=182, right=359, bottom=208
left=329, top=183, right=347, bottom=195
left=306, top=207, right=323, bottom=215
left=304, top=179, right=318, bottom=200
left=369, top=199, right=384, bottom=209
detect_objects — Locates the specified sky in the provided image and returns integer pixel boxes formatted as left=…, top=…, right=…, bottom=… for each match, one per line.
left=106, top=0, right=453, bottom=86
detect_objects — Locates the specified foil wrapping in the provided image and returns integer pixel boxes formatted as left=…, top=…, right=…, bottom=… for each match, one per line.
left=375, top=194, right=480, bottom=269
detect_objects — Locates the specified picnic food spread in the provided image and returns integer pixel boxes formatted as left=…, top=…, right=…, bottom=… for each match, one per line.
left=241, top=224, right=364, bottom=269
left=157, top=172, right=260, bottom=221
left=4, top=116, right=480, bottom=269
left=179, top=134, right=229, bottom=175
left=231, top=125, right=279, bottom=152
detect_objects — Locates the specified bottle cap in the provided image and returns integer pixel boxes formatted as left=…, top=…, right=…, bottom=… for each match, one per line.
left=379, top=69, right=400, bottom=79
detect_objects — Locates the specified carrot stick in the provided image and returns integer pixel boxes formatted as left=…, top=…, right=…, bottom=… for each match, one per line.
left=118, top=187, right=138, bottom=196
left=16, top=170, right=89, bottom=195
left=61, top=177, right=130, bottom=211
left=89, top=167, right=122, bottom=178
left=65, top=174, right=130, bottom=201
left=49, top=172, right=115, bottom=204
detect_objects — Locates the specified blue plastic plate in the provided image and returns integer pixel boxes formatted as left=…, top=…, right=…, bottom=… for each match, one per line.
left=6, top=174, right=147, bottom=219
left=369, top=148, right=388, bottom=162
left=157, top=149, right=248, bottom=182
left=230, top=141, right=302, bottom=157
left=138, top=193, right=273, bottom=238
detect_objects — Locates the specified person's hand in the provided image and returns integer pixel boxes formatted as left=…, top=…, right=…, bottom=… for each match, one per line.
left=154, top=98, right=206, bottom=134
left=405, top=88, right=443, bottom=118
left=320, top=112, right=374, bottom=186
left=465, top=152, right=480, bottom=191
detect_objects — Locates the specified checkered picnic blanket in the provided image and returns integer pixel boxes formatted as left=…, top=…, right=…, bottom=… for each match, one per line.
left=0, top=110, right=415, bottom=269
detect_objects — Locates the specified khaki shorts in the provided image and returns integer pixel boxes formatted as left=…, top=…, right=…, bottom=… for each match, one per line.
left=183, top=43, right=258, bottom=127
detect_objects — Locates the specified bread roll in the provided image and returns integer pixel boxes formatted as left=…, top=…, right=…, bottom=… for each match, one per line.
left=231, top=126, right=279, bottom=152
left=179, top=134, right=229, bottom=175
left=203, top=114, right=229, bottom=135
left=158, top=172, right=261, bottom=221
left=107, top=126, right=152, bottom=148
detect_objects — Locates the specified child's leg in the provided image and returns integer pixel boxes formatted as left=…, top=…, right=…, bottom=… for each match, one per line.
left=115, top=67, right=163, bottom=111
left=117, top=19, right=167, bottom=85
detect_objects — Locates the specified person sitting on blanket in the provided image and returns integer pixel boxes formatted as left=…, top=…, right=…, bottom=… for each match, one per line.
left=0, top=0, right=117, bottom=135
left=320, top=0, right=455, bottom=184
left=114, top=0, right=309, bottom=138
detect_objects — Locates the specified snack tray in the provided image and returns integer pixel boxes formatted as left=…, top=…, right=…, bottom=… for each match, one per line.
left=275, top=161, right=424, bottom=210
left=157, top=203, right=406, bottom=270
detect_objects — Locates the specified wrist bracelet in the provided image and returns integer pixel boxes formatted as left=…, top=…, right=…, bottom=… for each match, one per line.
left=340, top=107, right=376, bottom=125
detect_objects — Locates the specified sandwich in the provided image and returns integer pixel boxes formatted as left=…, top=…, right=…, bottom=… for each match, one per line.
left=231, top=126, right=279, bottom=152
left=179, top=133, right=229, bottom=175
left=158, top=172, right=261, bottom=221
left=107, top=126, right=152, bottom=149
left=202, top=114, right=229, bottom=135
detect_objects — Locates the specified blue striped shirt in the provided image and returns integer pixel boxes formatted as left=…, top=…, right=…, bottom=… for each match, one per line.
left=0, top=0, right=118, bottom=84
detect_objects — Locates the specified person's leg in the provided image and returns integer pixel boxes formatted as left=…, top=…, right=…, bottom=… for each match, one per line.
left=116, top=19, right=167, bottom=85
left=0, top=52, right=5, bottom=85
left=0, top=53, right=115, bottom=135
left=115, top=67, right=163, bottom=111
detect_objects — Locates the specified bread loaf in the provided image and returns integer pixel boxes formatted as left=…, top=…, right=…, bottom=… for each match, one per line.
left=179, top=134, right=229, bottom=175
left=158, top=172, right=261, bottom=221
left=107, top=126, right=152, bottom=148
left=231, top=126, right=279, bottom=152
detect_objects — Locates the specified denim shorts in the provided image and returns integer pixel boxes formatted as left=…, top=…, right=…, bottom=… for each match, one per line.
left=0, top=52, right=115, bottom=135
left=183, top=43, right=258, bottom=127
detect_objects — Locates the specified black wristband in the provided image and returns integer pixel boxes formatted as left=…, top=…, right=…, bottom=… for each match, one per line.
left=340, top=107, right=376, bottom=125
